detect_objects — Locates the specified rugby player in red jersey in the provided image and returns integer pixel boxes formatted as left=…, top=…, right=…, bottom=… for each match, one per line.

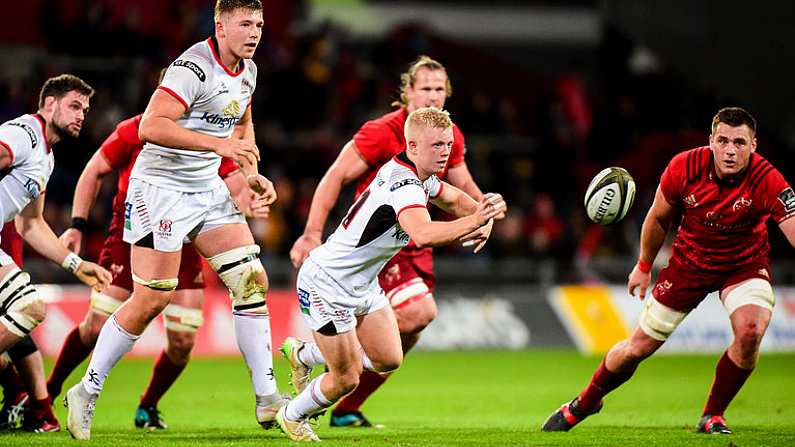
left=289, top=55, right=493, bottom=427
left=46, top=112, right=266, bottom=430
left=542, top=107, right=795, bottom=434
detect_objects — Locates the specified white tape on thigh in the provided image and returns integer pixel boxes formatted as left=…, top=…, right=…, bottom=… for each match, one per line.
left=387, top=278, right=429, bottom=308
left=89, top=289, right=124, bottom=316
left=0, top=267, right=43, bottom=337
left=132, top=272, right=178, bottom=291
left=723, top=278, right=775, bottom=315
left=638, top=295, right=688, bottom=341
left=207, top=245, right=267, bottom=312
left=163, top=304, right=204, bottom=332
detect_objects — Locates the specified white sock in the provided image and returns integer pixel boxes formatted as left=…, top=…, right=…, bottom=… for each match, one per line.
left=233, top=311, right=278, bottom=397
left=284, top=373, right=333, bottom=421
left=298, top=342, right=375, bottom=372
left=297, top=341, right=325, bottom=367
left=81, top=315, right=139, bottom=395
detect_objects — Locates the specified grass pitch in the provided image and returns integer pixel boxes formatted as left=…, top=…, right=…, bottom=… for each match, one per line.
left=4, top=350, right=794, bottom=446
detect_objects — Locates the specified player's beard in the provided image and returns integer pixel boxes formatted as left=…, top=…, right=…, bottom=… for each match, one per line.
left=51, top=113, right=80, bottom=139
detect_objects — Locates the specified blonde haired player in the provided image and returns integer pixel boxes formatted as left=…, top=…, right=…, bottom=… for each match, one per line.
left=277, top=107, right=506, bottom=441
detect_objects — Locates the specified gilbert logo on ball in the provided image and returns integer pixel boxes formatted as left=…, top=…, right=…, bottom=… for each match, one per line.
left=584, top=167, right=636, bottom=225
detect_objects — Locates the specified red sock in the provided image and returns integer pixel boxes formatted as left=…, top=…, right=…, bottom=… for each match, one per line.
left=47, top=326, right=93, bottom=399
left=703, top=351, right=753, bottom=417
left=30, top=396, right=56, bottom=421
left=0, top=366, right=25, bottom=399
left=578, top=358, right=637, bottom=412
left=332, top=371, right=387, bottom=415
left=139, top=350, right=186, bottom=408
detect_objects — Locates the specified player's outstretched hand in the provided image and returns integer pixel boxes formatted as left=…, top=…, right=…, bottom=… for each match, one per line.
left=475, top=193, right=507, bottom=225
left=247, top=174, right=277, bottom=205
left=60, top=228, right=83, bottom=254
left=245, top=194, right=271, bottom=219
left=290, top=233, right=322, bottom=269
left=75, top=261, right=112, bottom=291
left=627, top=264, right=651, bottom=300
left=460, top=218, right=494, bottom=253
left=216, top=139, right=260, bottom=167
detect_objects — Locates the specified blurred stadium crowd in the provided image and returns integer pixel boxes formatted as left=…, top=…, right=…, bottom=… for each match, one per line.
left=3, top=0, right=795, bottom=284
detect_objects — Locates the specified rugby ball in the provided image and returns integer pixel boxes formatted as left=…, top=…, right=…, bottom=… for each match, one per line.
left=584, top=167, right=636, bottom=225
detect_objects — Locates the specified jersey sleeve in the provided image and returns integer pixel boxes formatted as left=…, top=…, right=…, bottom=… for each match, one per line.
left=659, top=152, right=687, bottom=206
left=762, top=167, right=795, bottom=223
left=448, top=125, right=466, bottom=167
left=426, top=175, right=443, bottom=199
left=158, top=55, right=211, bottom=110
left=0, top=123, right=35, bottom=167
left=353, top=120, right=393, bottom=167
left=100, top=117, right=140, bottom=169
left=218, top=157, right=239, bottom=178
left=389, top=171, right=428, bottom=218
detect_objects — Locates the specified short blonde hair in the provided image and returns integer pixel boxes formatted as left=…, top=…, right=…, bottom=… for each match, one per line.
left=404, top=107, right=453, bottom=140
left=392, top=55, right=452, bottom=108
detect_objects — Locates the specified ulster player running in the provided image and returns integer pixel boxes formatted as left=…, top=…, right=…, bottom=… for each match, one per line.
left=277, top=108, right=506, bottom=442
left=542, top=107, right=795, bottom=434
left=65, top=1, right=285, bottom=440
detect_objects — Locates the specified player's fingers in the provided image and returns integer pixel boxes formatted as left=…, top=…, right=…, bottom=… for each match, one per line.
left=473, top=238, right=488, bottom=253
left=639, top=286, right=647, bottom=300
left=628, top=282, right=636, bottom=297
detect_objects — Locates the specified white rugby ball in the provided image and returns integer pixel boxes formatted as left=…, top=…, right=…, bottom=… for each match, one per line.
left=584, top=167, right=636, bottom=225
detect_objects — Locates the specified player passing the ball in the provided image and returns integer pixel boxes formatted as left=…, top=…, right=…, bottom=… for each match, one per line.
left=542, top=107, right=795, bottom=434
left=277, top=107, right=506, bottom=441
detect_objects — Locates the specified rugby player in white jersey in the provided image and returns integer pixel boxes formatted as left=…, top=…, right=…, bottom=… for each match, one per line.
left=65, top=1, right=285, bottom=440
left=275, top=107, right=506, bottom=441
left=0, top=74, right=111, bottom=355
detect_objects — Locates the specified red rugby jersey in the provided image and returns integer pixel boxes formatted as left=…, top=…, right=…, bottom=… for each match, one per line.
left=100, top=114, right=240, bottom=215
left=352, top=107, right=466, bottom=197
left=660, top=146, right=795, bottom=272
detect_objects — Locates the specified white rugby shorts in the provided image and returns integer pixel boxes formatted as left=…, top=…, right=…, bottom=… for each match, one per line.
left=296, top=258, right=389, bottom=334
left=123, top=178, right=245, bottom=252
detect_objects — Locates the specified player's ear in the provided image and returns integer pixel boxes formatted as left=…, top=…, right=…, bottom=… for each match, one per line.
left=751, top=136, right=757, bottom=153
left=215, top=18, right=225, bottom=38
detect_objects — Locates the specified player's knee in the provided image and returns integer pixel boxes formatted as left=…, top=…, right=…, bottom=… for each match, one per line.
left=638, top=295, right=687, bottom=342
left=395, top=294, right=436, bottom=334
left=333, top=369, right=361, bottom=395
left=0, top=268, right=46, bottom=337
left=735, top=321, right=765, bottom=351
left=207, top=245, right=269, bottom=313
left=373, top=352, right=402, bottom=373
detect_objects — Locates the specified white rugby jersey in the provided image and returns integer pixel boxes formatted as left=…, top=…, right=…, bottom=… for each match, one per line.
left=310, top=152, right=443, bottom=296
left=132, top=37, right=257, bottom=192
left=0, top=114, right=54, bottom=225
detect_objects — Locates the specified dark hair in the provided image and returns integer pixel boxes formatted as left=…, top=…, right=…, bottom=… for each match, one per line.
left=711, top=107, right=757, bottom=135
left=392, top=55, right=452, bottom=108
left=38, top=74, right=94, bottom=109
left=215, top=0, right=262, bottom=20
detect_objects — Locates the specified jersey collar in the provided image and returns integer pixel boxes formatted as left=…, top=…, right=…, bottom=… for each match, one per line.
left=394, top=151, right=418, bottom=175
left=32, top=113, right=52, bottom=153
left=207, top=37, right=245, bottom=77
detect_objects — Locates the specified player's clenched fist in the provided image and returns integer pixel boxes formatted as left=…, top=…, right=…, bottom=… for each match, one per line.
left=290, top=233, right=322, bottom=268
left=475, top=193, right=507, bottom=224
left=247, top=174, right=277, bottom=205
left=216, top=138, right=260, bottom=167
left=75, top=261, right=112, bottom=291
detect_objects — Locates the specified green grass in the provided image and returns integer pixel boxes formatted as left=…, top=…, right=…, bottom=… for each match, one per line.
left=5, top=351, right=795, bottom=445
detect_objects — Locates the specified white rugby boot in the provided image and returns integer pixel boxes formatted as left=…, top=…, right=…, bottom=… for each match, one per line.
left=280, top=337, right=313, bottom=394
left=275, top=405, right=320, bottom=442
left=64, top=383, right=97, bottom=440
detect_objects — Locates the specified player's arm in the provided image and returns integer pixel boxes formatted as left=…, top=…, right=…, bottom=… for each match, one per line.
left=61, top=150, right=115, bottom=253
left=628, top=186, right=677, bottom=299
left=138, top=89, right=259, bottom=166
left=431, top=183, right=505, bottom=252
left=778, top=217, right=795, bottom=248
left=289, top=141, right=370, bottom=267
left=224, top=170, right=270, bottom=219
left=398, top=193, right=505, bottom=249
left=445, top=163, right=484, bottom=201
left=15, top=196, right=111, bottom=288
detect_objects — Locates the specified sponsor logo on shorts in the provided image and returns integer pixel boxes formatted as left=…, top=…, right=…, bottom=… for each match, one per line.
left=298, top=288, right=311, bottom=315
left=683, top=194, right=698, bottom=208
left=172, top=59, right=206, bottom=81
left=124, top=202, right=133, bottom=230
left=390, top=178, right=423, bottom=192
left=110, top=263, right=124, bottom=279
left=779, top=187, right=795, bottom=212
left=655, top=280, right=673, bottom=296
left=157, top=219, right=173, bottom=238
left=759, top=268, right=770, bottom=279
left=7, top=122, right=38, bottom=147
